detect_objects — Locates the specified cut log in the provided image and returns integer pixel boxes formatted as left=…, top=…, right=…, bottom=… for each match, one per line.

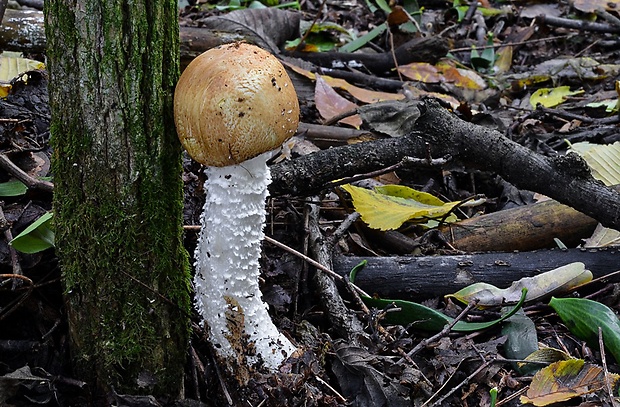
left=438, top=198, right=599, bottom=252
left=333, top=249, right=620, bottom=300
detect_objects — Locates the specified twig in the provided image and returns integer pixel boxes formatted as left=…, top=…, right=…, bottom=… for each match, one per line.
left=536, top=14, right=620, bottom=33
left=0, top=273, right=33, bottom=321
left=599, top=327, right=620, bottom=407
left=0, top=152, right=54, bottom=193
left=595, top=8, right=620, bottom=28
left=495, top=387, right=528, bottom=406
left=586, top=268, right=620, bottom=287
left=398, top=299, right=479, bottom=363
left=327, top=155, right=451, bottom=189
left=0, top=204, right=22, bottom=288
left=428, top=359, right=493, bottom=407
left=306, top=196, right=365, bottom=341
left=212, top=353, right=233, bottom=406
left=315, top=375, right=347, bottom=403
left=322, top=108, right=359, bottom=126
left=327, top=211, right=360, bottom=245
left=293, top=0, right=328, bottom=52
left=450, top=34, right=572, bottom=53
left=263, top=234, right=370, bottom=298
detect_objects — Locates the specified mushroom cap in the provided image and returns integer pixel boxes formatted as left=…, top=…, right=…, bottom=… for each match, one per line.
left=174, top=42, right=300, bottom=167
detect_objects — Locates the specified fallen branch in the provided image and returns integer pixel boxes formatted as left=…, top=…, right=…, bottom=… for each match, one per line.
left=271, top=99, right=620, bottom=230
left=333, top=249, right=620, bottom=300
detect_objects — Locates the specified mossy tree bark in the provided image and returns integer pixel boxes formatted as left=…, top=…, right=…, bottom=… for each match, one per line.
left=44, top=1, right=191, bottom=401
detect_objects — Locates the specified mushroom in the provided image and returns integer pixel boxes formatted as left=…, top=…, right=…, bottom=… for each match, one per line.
left=174, top=42, right=299, bottom=372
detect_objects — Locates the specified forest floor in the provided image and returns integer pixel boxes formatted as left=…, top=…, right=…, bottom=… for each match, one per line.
left=1, top=0, right=620, bottom=406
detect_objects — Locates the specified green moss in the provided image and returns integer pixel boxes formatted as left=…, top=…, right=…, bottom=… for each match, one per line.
left=45, top=0, right=190, bottom=398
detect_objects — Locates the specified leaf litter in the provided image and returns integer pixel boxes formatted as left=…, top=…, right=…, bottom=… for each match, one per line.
left=0, top=0, right=620, bottom=406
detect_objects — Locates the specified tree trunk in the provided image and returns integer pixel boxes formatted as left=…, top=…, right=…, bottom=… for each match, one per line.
left=44, top=1, right=191, bottom=402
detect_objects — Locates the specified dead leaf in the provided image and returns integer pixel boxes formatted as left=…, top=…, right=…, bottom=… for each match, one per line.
left=314, top=75, right=361, bottom=127
left=331, top=341, right=410, bottom=407
left=447, top=262, right=592, bottom=307
left=520, top=359, right=619, bottom=406
left=341, top=184, right=461, bottom=230
left=200, top=8, right=300, bottom=54
left=283, top=61, right=404, bottom=103
left=398, top=62, right=443, bottom=83
left=571, top=0, right=620, bottom=13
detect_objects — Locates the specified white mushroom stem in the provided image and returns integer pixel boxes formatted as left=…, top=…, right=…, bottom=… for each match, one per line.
left=194, top=151, right=295, bottom=370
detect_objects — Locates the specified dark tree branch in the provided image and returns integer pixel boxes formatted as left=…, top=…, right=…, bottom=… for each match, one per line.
left=333, top=249, right=620, bottom=300
left=271, top=99, right=620, bottom=230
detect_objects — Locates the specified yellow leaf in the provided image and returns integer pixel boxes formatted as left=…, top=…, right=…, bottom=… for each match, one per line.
left=341, top=184, right=461, bottom=231
left=375, top=185, right=447, bottom=205
left=570, top=141, right=620, bottom=186
left=530, top=86, right=584, bottom=108
left=0, top=53, right=45, bottom=98
left=520, top=359, right=619, bottom=406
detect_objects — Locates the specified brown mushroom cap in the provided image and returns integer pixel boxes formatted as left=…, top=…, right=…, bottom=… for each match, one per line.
left=174, top=42, right=300, bottom=167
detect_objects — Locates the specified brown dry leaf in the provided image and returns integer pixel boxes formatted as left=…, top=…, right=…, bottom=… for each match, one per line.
left=520, top=359, right=619, bottom=406
left=283, top=61, right=404, bottom=103
left=402, top=84, right=460, bottom=108
left=314, top=75, right=361, bottom=128
left=387, top=6, right=409, bottom=26
left=437, top=62, right=486, bottom=90
left=323, top=75, right=404, bottom=104
left=571, top=0, right=620, bottom=13
left=397, top=62, right=443, bottom=83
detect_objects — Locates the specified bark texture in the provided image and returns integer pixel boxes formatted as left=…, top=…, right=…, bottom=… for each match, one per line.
left=44, top=1, right=191, bottom=400
left=270, top=100, right=620, bottom=231
left=334, top=249, right=620, bottom=300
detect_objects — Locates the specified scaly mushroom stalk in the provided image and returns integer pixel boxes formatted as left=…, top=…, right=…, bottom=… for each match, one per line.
left=174, top=43, right=299, bottom=372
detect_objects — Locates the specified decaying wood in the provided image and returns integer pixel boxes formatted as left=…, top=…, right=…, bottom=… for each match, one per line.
left=358, top=197, right=599, bottom=254
left=271, top=99, right=620, bottom=231
left=333, top=249, right=620, bottom=300
left=306, top=198, right=364, bottom=342
left=439, top=198, right=599, bottom=252
left=0, top=9, right=235, bottom=60
left=0, top=9, right=45, bottom=52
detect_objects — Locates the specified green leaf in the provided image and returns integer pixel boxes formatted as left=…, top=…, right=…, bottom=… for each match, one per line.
left=10, top=212, right=54, bottom=253
left=0, top=180, right=28, bottom=197
left=339, top=23, right=387, bottom=53
left=550, top=297, right=620, bottom=363
left=502, top=309, right=539, bottom=374
left=373, top=0, right=392, bottom=14
left=361, top=289, right=526, bottom=332
left=351, top=260, right=527, bottom=332
left=471, top=34, right=496, bottom=71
